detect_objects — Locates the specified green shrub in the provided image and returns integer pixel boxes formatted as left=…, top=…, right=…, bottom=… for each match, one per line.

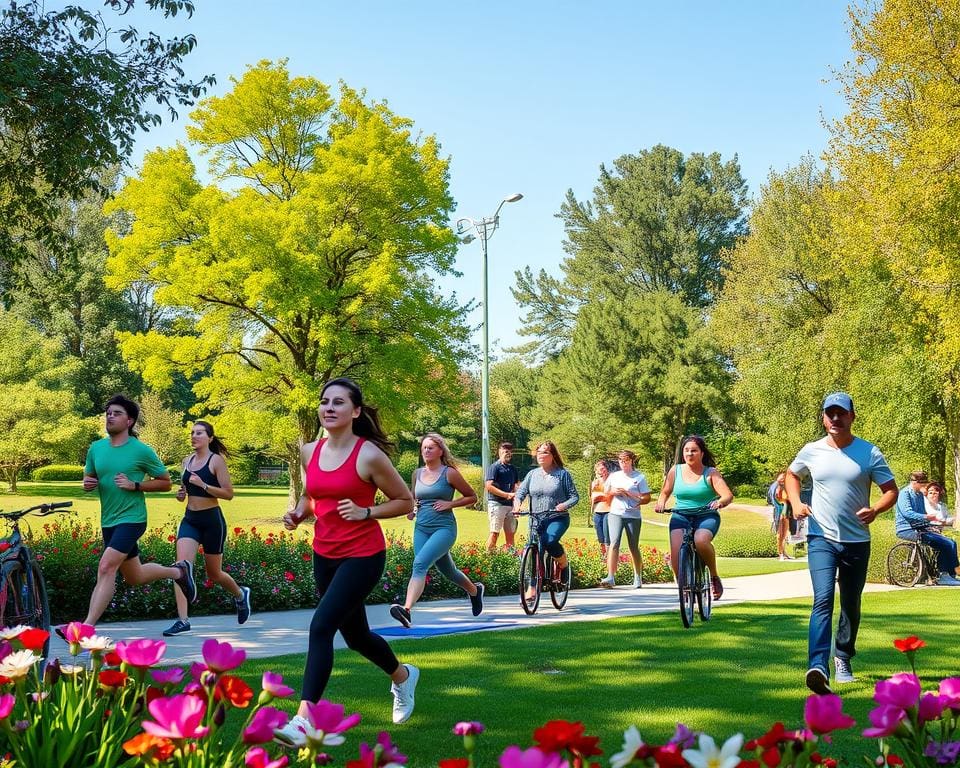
left=165, top=464, right=182, bottom=483
left=228, top=452, right=260, bottom=485
left=31, top=465, right=85, bottom=481
left=714, top=528, right=777, bottom=558
left=394, top=451, right=420, bottom=483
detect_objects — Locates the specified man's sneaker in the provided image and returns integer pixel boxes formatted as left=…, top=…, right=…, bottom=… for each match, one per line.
left=938, top=573, right=960, bottom=586
left=236, top=586, right=252, bottom=624
left=834, top=656, right=855, bottom=683
left=633, top=572, right=643, bottom=589
left=173, top=560, right=197, bottom=604
left=274, top=714, right=310, bottom=747
left=805, top=666, right=833, bottom=695
left=390, top=663, right=419, bottom=724
left=390, top=604, right=412, bottom=628
left=469, top=583, right=484, bottom=617
left=599, top=575, right=615, bottom=589
left=711, top=576, right=724, bottom=600
left=162, top=619, right=191, bottom=637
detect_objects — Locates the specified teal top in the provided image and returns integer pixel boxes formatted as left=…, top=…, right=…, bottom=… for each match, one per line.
left=673, top=464, right=719, bottom=512
left=84, top=437, right=168, bottom=527
left=415, top=465, right=457, bottom=532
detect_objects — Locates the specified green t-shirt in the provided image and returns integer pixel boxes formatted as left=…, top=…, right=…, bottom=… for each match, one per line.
left=84, top=437, right=168, bottom=527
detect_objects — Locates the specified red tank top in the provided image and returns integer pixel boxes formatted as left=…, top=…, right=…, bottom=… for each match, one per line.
left=305, top=437, right=385, bottom=558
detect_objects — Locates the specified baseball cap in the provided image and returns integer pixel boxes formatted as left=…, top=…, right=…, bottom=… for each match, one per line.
left=822, top=392, right=854, bottom=412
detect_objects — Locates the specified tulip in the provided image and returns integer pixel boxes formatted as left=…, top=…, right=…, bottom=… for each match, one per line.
left=0, top=649, right=39, bottom=680
left=258, top=671, right=295, bottom=704
left=939, top=678, right=960, bottom=711
left=151, top=667, right=186, bottom=685
left=683, top=733, right=744, bottom=768
left=893, top=636, right=925, bottom=653
left=80, top=635, right=114, bottom=653
left=243, top=706, right=289, bottom=744
left=498, top=746, right=569, bottom=768
left=874, top=673, right=921, bottom=709
left=0, top=692, right=14, bottom=719
left=245, top=746, right=289, bottom=768
left=59, top=622, right=96, bottom=644
left=918, top=693, right=947, bottom=724
left=303, top=699, right=362, bottom=745
left=804, top=694, right=856, bottom=734
left=142, top=694, right=210, bottom=740
left=202, top=638, right=246, bottom=672
left=454, top=722, right=485, bottom=736
left=116, top=638, right=166, bottom=668
left=862, top=705, right=908, bottom=738
left=16, top=628, right=49, bottom=652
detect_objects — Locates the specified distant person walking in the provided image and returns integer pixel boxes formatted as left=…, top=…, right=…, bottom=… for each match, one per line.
left=79, top=395, right=195, bottom=628
left=163, top=421, right=251, bottom=637
left=786, top=392, right=897, bottom=695
left=279, top=378, right=419, bottom=733
left=390, top=433, right=482, bottom=628
left=590, top=460, right=614, bottom=558
left=767, top=472, right=793, bottom=561
left=485, top=442, right=519, bottom=551
left=600, top=451, right=651, bottom=588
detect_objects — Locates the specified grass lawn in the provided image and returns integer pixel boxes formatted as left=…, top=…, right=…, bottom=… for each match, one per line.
left=234, top=590, right=958, bottom=768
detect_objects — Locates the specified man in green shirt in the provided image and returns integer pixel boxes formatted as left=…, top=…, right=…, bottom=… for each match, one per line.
left=80, top=394, right=196, bottom=627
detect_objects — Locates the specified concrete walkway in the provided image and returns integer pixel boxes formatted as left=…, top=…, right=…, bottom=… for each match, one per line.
left=48, top=569, right=901, bottom=666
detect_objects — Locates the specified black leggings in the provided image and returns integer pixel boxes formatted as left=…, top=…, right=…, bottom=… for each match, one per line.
left=301, top=550, right=399, bottom=701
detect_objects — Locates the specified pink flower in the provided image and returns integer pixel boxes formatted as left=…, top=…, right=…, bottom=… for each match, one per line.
left=351, top=732, right=407, bottom=768
left=919, top=693, right=947, bottom=724
left=261, top=671, right=295, bottom=699
left=499, top=746, right=570, bottom=768
left=874, top=673, right=921, bottom=709
left=245, top=746, right=289, bottom=768
left=0, top=693, right=14, bottom=719
left=59, top=622, right=96, bottom=644
left=202, top=638, right=246, bottom=673
left=142, top=694, right=210, bottom=740
left=151, top=668, right=186, bottom=685
left=804, top=694, right=856, bottom=735
left=939, top=678, right=960, bottom=711
left=243, top=706, right=289, bottom=744
left=116, top=638, right=166, bottom=668
left=454, top=721, right=486, bottom=736
left=304, top=699, right=362, bottom=740
left=862, top=705, right=907, bottom=738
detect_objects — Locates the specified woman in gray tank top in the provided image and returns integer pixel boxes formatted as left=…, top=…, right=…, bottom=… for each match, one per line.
left=389, top=433, right=482, bottom=628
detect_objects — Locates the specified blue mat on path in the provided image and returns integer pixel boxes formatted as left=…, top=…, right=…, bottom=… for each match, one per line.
left=376, top=621, right=517, bottom=638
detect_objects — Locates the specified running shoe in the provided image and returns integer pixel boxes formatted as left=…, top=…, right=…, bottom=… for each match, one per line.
left=805, top=667, right=832, bottom=695
left=236, top=586, right=252, bottom=624
left=390, top=604, right=412, bottom=628
left=469, top=583, right=484, bottom=616
left=599, top=575, right=615, bottom=589
left=391, top=664, right=419, bottom=723
left=633, top=572, right=643, bottom=588
left=162, top=619, right=191, bottom=637
left=274, top=714, right=310, bottom=747
left=834, top=656, right=855, bottom=683
left=173, top=559, right=197, bottom=603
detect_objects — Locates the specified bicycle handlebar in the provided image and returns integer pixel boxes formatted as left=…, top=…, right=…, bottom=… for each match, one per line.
left=654, top=505, right=716, bottom=515
left=0, top=501, right=74, bottom=520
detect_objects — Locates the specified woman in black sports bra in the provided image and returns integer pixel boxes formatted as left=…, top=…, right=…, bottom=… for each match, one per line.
left=162, top=420, right=251, bottom=636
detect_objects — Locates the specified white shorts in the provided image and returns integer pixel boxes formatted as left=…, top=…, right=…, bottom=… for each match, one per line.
left=487, top=500, right=517, bottom=533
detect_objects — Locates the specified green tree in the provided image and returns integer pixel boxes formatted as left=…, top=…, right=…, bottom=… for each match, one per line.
left=137, top=391, right=185, bottom=464
left=0, top=0, right=214, bottom=286
left=103, top=61, right=471, bottom=497
left=513, top=145, right=748, bottom=360
left=0, top=312, right=96, bottom=490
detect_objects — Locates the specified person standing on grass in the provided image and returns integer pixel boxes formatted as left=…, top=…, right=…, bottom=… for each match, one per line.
left=600, top=450, right=650, bottom=589
left=278, top=378, right=419, bottom=734
left=390, top=432, right=481, bottom=629
left=485, top=442, right=519, bottom=551
left=162, top=420, right=252, bottom=637
left=77, top=394, right=196, bottom=629
left=786, top=392, right=897, bottom=695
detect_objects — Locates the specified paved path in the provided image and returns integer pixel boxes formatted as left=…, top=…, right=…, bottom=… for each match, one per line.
left=48, top=569, right=900, bottom=666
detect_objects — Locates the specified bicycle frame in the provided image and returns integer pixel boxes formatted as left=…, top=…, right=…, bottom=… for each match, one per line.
left=516, top=510, right=569, bottom=614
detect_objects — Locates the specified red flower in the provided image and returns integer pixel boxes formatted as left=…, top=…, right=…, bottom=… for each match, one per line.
left=216, top=674, right=253, bottom=707
left=16, top=628, right=49, bottom=652
left=738, top=762, right=761, bottom=768
left=893, top=636, right=925, bottom=653
left=104, top=651, right=122, bottom=666
left=302, top=553, right=311, bottom=561
left=439, top=760, right=470, bottom=768
left=747, top=723, right=789, bottom=750
left=265, top=538, right=274, bottom=546
left=167, top=535, right=175, bottom=542
left=0, top=541, right=10, bottom=552
left=234, top=527, right=243, bottom=534
left=887, top=756, right=904, bottom=767
left=123, top=733, right=175, bottom=761
left=284, top=571, right=295, bottom=582
left=99, top=670, right=128, bottom=689
left=761, top=748, right=781, bottom=767
left=533, top=720, right=602, bottom=757
left=654, top=743, right=688, bottom=768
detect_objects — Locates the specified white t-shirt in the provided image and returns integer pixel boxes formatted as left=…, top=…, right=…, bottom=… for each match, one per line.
left=604, top=470, right=650, bottom=519
left=925, top=498, right=950, bottom=524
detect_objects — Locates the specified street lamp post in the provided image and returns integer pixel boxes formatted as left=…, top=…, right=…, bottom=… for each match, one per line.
left=456, top=192, right=523, bottom=480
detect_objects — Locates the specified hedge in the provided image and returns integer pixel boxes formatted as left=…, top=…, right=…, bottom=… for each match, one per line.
left=31, top=465, right=85, bottom=481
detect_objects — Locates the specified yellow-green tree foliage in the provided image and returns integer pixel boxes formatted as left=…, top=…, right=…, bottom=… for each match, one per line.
left=103, top=61, right=471, bottom=480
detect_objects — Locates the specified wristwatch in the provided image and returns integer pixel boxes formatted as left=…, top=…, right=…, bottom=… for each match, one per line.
left=134, top=481, right=140, bottom=492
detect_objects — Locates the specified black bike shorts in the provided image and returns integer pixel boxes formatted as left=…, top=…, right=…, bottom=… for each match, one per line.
left=177, top=507, right=228, bottom=555
left=102, top=522, right=147, bottom=560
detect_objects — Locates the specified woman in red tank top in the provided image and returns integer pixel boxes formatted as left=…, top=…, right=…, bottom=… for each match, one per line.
left=277, top=378, right=419, bottom=740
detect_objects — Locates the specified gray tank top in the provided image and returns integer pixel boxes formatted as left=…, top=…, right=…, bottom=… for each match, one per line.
left=415, top=465, right=456, bottom=531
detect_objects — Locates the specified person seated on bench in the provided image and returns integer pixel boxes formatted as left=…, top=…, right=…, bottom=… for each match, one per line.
left=924, top=482, right=954, bottom=528
left=895, top=470, right=960, bottom=586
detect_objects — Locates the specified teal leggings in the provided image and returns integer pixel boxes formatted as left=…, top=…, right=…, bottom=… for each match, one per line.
left=412, top=524, right=468, bottom=583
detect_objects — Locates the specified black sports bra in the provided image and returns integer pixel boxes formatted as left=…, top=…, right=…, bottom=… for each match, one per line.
left=182, top=454, right=219, bottom=498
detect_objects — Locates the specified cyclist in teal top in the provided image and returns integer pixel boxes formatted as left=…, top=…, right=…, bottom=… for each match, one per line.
left=654, top=435, right=733, bottom=600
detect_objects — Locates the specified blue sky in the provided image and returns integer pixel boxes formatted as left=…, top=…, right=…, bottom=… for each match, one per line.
left=126, top=1, right=854, bottom=357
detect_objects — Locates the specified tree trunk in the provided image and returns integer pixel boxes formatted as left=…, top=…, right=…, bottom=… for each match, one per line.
left=946, top=397, right=960, bottom=528
left=288, top=406, right=320, bottom=507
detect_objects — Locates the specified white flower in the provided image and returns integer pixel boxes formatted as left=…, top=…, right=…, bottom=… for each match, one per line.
left=682, top=733, right=744, bottom=768
left=79, top=635, right=113, bottom=652
left=0, top=650, right=40, bottom=680
left=0, top=626, right=28, bottom=640
left=611, top=725, right=646, bottom=768
left=59, top=664, right=85, bottom=676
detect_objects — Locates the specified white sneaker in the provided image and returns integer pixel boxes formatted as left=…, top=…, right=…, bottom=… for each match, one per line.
left=390, top=664, right=419, bottom=724
left=938, top=573, right=960, bottom=586
left=274, top=714, right=310, bottom=747
left=599, top=576, right=615, bottom=589
left=632, top=573, right=643, bottom=589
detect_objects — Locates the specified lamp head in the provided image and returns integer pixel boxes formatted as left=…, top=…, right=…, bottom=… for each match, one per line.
left=460, top=234, right=476, bottom=245
left=504, top=193, right=523, bottom=203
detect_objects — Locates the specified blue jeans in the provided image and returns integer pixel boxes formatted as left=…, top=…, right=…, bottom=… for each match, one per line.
left=534, top=514, right=570, bottom=558
left=593, top=512, right=610, bottom=545
left=807, top=535, right=870, bottom=674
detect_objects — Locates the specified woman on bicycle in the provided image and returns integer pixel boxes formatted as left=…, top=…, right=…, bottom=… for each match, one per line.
left=390, top=432, right=482, bottom=628
left=513, top=441, right=579, bottom=586
left=163, top=420, right=250, bottom=637
left=654, top=435, right=733, bottom=600
left=279, top=378, right=419, bottom=730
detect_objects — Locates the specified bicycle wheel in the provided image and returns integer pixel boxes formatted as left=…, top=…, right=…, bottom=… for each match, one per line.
left=0, top=562, right=29, bottom=630
left=695, top=557, right=712, bottom=621
left=546, top=553, right=569, bottom=610
left=887, top=542, right=922, bottom=587
left=519, top=545, right=541, bottom=615
left=678, top=544, right=695, bottom=628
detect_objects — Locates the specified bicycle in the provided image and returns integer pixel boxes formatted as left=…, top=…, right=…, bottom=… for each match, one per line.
left=660, top=506, right=712, bottom=628
left=887, top=530, right=940, bottom=587
left=515, top=510, right=570, bottom=615
left=0, top=501, right=73, bottom=656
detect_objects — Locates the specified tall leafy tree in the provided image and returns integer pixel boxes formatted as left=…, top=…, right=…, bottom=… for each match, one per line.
left=104, top=61, right=471, bottom=496
left=0, top=0, right=214, bottom=286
